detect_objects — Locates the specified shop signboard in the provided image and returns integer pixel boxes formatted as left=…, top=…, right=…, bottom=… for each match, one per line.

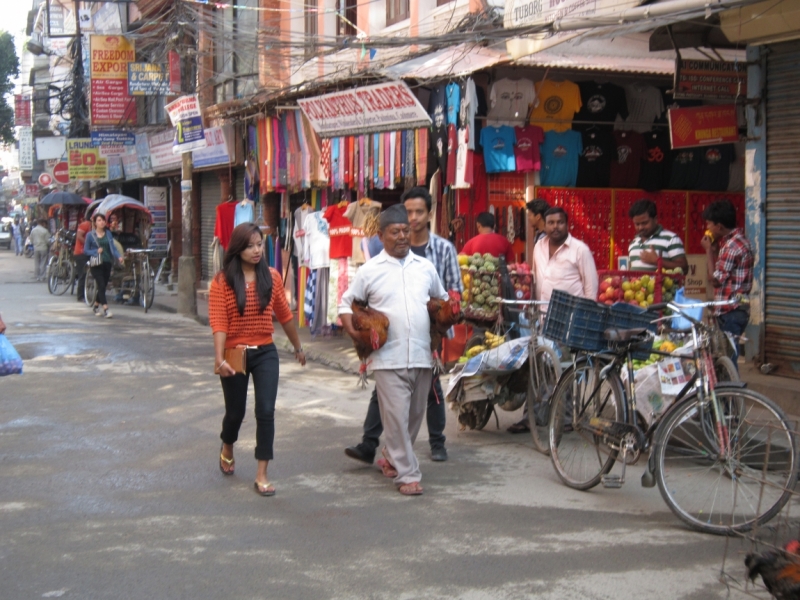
left=298, top=81, right=431, bottom=138
left=19, top=127, right=34, bottom=171
left=67, top=138, right=108, bottom=181
left=668, top=104, right=739, bottom=150
left=93, top=2, right=122, bottom=34
left=90, top=35, right=136, bottom=126
left=168, top=51, right=181, bottom=93
left=35, top=137, right=67, bottom=161
left=675, top=59, right=747, bottom=100
left=91, top=130, right=135, bottom=157
left=25, top=184, right=40, bottom=197
left=165, top=95, right=207, bottom=153
left=143, top=186, right=168, bottom=253
left=135, top=133, right=155, bottom=177
left=121, top=147, right=140, bottom=180
left=128, top=62, right=171, bottom=96
left=14, top=95, right=31, bottom=126
left=148, top=129, right=183, bottom=172
left=192, top=126, right=234, bottom=168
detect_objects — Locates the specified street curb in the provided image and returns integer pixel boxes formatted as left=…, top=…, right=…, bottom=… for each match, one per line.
left=151, top=300, right=209, bottom=327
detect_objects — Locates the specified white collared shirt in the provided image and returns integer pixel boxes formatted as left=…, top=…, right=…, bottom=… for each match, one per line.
left=339, top=250, right=448, bottom=371
left=533, top=234, right=599, bottom=305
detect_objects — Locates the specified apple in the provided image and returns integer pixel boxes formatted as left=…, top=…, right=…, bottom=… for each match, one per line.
left=616, top=289, right=624, bottom=300
left=611, top=276, right=622, bottom=287
left=621, top=281, right=632, bottom=292
left=647, top=294, right=654, bottom=304
left=599, top=280, right=612, bottom=294
left=632, top=280, right=643, bottom=292
left=635, top=291, right=646, bottom=302
left=624, top=290, right=635, bottom=301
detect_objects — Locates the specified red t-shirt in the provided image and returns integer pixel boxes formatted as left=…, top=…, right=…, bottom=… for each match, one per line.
left=214, top=202, right=237, bottom=249
left=324, top=204, right=353, bottom=259
left=461, top=233, right=514, bottom=263
left=74, top=220, right=92, bottom=255
left=514, top=125, right=545, bottom=172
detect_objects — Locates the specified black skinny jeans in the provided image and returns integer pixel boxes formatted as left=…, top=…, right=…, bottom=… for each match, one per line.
left=75, top=254, right=88, bottom=302
left=360, top=374, right=446, bottom=452
left=219, top=344, right=280, bottom=461
left=90, top=262, right=113, bottom=306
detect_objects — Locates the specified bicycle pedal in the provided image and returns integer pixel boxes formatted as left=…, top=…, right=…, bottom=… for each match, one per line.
left=601, top=475, right=623, bottom=489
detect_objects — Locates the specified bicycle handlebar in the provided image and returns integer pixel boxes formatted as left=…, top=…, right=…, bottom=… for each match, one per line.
left=494, top=297, right=548, bottom=306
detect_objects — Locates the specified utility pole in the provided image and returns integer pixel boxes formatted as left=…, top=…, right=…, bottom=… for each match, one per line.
left=178, top=152, right=196, bottom=316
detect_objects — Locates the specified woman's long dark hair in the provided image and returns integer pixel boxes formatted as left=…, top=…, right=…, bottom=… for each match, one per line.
left=222, top=223, right=273, bottom=316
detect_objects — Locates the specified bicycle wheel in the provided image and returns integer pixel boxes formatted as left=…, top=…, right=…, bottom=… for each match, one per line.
left=84, top=271, right=97, bottom=306
left=528, top=345, right=562, bottom=455
left=48, top=258, right=73, bottom=296
left=140, top=267, right=155, bottom=312
left=46, top=256, right=57, bottom=294
left=548, top=356, right=626, bottom=490
left=654, top=386, right=798, bottom=535
left=714, top=356, right=739, bottom=383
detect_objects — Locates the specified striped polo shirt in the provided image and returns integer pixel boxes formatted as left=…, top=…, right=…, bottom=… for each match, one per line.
left=628, top=225, right=686, bottom=271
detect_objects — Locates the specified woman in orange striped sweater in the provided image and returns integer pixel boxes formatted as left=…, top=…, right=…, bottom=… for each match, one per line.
left=209, top=223, right=306, bottom=497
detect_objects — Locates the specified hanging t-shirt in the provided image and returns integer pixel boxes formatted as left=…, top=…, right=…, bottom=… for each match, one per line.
left=234, top=201, right=255, bottom=226
left=302, top=212, right=330, bottom=269
left=576, top=127, right=614, bottom=188
left=344, top=200, right=381, bottom=264
left=575, top=82, right=628, bottom=128
left=530, top=80, right=582, bottom=132
left=514, top=125, right=544, bottom=172
left=323, top=204, right=353, bottom=259
left=668, top=148, right=702, bottom=190
left=616, top=84, right=664, bottom=133
left=454, top=127, right=474, bottom=189
left=446, top=82, right=460, bottom=127
left=429, top=85, right=448, bottom=177
left=293, top=205, right=312, bottom=259
left=480, top=125, right=516, bottom=173
left=459, top=78, right=479, bottom=150
left=697, top=144, right=736, bottom=191
left=214, top=202, right=237, bottom=249
left=487, top=78, right=535, bottom=126
left=540, top=129, right=582, bottom=187
left=609, top=131, right=645, bottom=188
left=638, top=130, right=671, bottom=192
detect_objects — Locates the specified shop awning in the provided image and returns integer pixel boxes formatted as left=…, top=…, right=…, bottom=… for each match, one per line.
left=381, top=43, right=510, bottom=81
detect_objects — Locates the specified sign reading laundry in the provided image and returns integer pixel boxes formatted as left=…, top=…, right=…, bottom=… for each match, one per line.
left=668, top=104, right=739, bottom=149
left=297, top=81, right=431, bottom=138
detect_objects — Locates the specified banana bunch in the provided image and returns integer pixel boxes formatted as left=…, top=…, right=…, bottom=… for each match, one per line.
left=465, top=345, right=486, bottom=359
left=484, top=332, right=505, bottom=349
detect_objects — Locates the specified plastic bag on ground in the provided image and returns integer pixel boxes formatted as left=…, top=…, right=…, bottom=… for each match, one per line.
left=0, top=334, right=23, bottom=376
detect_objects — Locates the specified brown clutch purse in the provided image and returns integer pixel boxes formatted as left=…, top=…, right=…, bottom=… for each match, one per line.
left=215, top=347, right=247, bottom=375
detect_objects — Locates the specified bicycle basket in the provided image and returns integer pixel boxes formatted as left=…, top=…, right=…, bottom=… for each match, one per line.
left=542, top=290, right=609, bottom=352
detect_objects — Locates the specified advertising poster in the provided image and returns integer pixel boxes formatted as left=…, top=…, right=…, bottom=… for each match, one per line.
left=90, top=35, right=136, bottom=126
left=128, top=63, right=170, bottom=96
left=192, top=126, right=233, bottom=168
left=148, top=129, right=182, bottom=172
left=14, top=95, right=31, bottom=126
left=143, top=186, right=168, bottom=253
left=165, top=95, right=207, bottom=153
left=67, top=138, right=108, bottom=181
left=668, top=105, right=739, bottom=149
left=18, top=127, right=34, bottom=170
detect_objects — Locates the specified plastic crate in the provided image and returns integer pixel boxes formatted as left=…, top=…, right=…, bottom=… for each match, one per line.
left=607, top=302, right=656, bottom=360
left=543, top=290, right=609, bottom=352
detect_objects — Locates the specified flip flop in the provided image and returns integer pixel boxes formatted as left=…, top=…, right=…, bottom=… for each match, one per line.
left=376, top=458, right=398, bottom=478
left=398, top=482, right=423, bottom=496
left=254, top=481, right=276, bottom=496
left=219, top=444, right=235, bottom=476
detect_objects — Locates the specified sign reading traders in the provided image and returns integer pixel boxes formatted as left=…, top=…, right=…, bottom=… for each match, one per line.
left=297, top=81, right=431, bottom=138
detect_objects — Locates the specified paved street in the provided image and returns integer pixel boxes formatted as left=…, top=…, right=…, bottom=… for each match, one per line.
left=0, top=250, right=755, bottom=599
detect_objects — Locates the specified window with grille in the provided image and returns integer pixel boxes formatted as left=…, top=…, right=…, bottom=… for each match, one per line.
left=386, top=0, right=409, bottom=26
left=336, top=0, right=357, bottom=37
left=304, top=0, right=318, bottom=61
left=213, top=0, right=259, bottom=103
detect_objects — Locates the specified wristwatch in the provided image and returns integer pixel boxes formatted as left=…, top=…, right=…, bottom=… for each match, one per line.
left=294, top=347, right=304, bottom=354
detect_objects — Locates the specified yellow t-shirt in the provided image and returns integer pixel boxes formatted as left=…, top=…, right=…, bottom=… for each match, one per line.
left=530, top=80, right=583, bottom=132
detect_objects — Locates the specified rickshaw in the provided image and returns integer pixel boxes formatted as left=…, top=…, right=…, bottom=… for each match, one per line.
left=84, top=195, right=156, bottom=312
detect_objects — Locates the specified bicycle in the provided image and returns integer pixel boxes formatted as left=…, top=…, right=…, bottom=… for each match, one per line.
left=47, top=229, right=76, bottom=296
left=547, top=299, right=798, bottom=535
left=85, top=249, right=155, bottom=312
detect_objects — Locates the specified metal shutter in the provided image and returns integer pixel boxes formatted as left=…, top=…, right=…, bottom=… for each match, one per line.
left=200, top=171, right=222, bottom=282
left=764, top=41, right=800, bottom=376
left=234, top=168, right=245, bottom=201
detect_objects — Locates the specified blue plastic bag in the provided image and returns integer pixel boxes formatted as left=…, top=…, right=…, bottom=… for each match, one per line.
left=672, top=288, right=704, bottom=330
left=0, top=334, right=23, bottom=376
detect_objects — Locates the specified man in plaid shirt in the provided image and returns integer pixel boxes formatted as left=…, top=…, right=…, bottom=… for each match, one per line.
left=701, top=199, right=753, bottom=360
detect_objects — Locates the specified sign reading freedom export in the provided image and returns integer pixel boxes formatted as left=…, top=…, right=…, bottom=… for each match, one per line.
left=297, top=82, right=431, bottom=138
left=675, top=59, right=747, bottom=100
left=90, top=35, right=136, bottom=126
left=668, top=104, right=739, bottom=150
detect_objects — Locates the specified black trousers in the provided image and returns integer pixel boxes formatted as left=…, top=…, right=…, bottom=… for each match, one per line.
left=75, top=254, right=88, bottom=302
left=361, top=374, right=446, bottom=452
left=219, top=344, right=280, bottom=461
left=90, top=262, right=113, bottom=306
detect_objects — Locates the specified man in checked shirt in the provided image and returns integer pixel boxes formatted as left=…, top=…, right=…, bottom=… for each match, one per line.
left=345, top=187, right=463, bottom=464
left=701, top=199, right=754, bottom=362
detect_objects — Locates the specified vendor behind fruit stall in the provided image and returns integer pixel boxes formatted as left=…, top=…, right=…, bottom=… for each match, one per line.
left=628, top=199, right=688, bottom=272
left=458, top=212, right=514, bottom=263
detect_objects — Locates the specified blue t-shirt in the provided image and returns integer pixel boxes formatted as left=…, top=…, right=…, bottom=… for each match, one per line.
left=480, top=126, right=517, bottom=173
left=540, top=130, right=582, bottom=187
left=234, top=202, right=254, bottom=226
left=446, top=82, right=461, bottom=127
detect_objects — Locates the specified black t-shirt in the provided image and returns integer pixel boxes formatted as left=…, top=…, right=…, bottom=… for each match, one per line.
left=429, top=85, right=448, bottom=176
left=576, top=127, right=614, bottom=188
left=638, top=129, right=672, bottom=191
left=609, top=130, right=645, bottom=188
left=668, top=148, right=702, bottom=189
left=410, top=244, right=427, bottom=257
left=575, top=82, right=628, bottom=129
left=697, top=144, right=736, bottom=191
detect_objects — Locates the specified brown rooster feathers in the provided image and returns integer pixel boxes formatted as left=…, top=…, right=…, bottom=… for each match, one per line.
left=746, top=540, right=800, bottom=600
left=428, top=290, right=464, bottom=352
left=350, top=300, right=389, bottom=387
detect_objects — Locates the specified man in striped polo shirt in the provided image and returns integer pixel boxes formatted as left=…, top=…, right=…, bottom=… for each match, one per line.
left=628, top=199, right=688, bottom=272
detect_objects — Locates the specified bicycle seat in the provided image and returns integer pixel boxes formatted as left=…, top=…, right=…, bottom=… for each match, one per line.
left=603, top=327, right=649, bottom=343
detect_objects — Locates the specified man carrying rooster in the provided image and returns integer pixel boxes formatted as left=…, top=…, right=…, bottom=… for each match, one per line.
left=344, top=187, right=463, bottom=464
left=339, top=204, right=449, bottom=496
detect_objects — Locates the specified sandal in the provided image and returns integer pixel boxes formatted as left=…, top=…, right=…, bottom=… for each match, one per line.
left=254, top=481, right=276, bottom=496
left=398, top=482, right=423, bottom=496
left=219, top=444, right=235, bottom=476
left=377, top=447, right=398, bottom=478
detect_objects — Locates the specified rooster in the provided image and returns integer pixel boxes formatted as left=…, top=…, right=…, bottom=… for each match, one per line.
left=746, top=540, right=800, bottom=599
left=350, top=300, right=389, bottom=388
left=428, top=290, right=464, bottom=373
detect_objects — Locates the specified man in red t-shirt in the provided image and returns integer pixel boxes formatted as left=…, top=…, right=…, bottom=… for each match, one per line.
left=459, top=212, right=514, bottom=263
